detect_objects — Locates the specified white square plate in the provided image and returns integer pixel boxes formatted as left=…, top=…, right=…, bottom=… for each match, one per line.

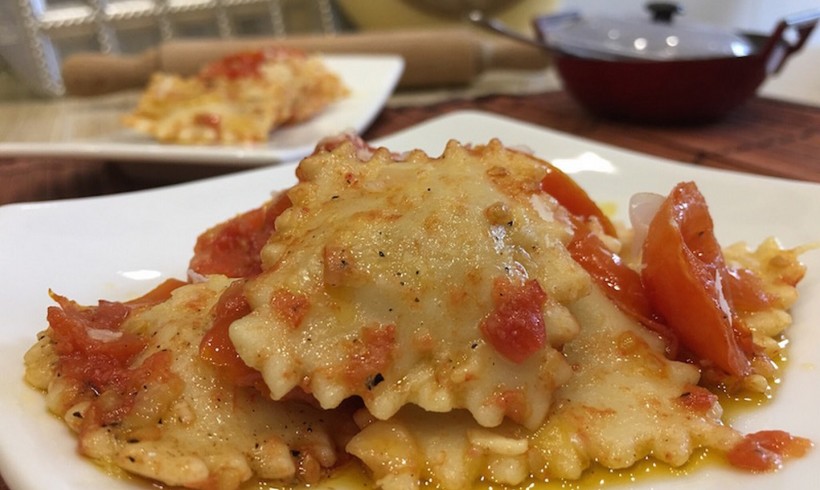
left=1, top=111, right=819, bottom=489
left=0, top=55, right=404, bottom=165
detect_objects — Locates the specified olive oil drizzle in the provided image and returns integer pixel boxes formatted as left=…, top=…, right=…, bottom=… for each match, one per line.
left=108, top=341, right=790, bottom=490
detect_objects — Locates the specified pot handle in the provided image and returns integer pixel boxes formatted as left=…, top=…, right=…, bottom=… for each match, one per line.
left=467, top=10, right=549, bottom=49
left=760, top=9, right=820, bottom=74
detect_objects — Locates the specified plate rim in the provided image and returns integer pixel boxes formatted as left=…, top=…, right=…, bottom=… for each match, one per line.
left=1, top=109, right=819, bottom=490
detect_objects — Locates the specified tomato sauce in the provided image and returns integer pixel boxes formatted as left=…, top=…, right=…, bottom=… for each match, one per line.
left=189, top=193, right=291, bottom=278
left=47, top=279, right=184, bottom=431
left=199, top=280, right=265, bottom=390
left=199, top=50, right=267, bottom=80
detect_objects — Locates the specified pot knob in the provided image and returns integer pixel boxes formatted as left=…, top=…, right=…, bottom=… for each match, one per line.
left=646, top=2, right=683, bottom=23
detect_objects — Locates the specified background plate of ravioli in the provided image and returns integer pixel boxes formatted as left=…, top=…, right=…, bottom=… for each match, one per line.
left=1, top=110, right=819, bottom=489
left=0, top=54, right=404, bottom=165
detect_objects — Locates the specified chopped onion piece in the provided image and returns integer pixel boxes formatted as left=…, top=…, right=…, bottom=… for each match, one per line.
left=628, top=192, right=665, bottom=261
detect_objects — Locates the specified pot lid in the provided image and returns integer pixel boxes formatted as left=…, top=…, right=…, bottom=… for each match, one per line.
left=537, top=2, right=754, bottom=61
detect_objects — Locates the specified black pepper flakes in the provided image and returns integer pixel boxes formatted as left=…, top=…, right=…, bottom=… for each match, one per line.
left=366, top=373, right=385, bottom=390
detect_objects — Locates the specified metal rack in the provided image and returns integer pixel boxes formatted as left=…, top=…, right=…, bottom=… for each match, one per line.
left=0, top=0, right=342, bottom=96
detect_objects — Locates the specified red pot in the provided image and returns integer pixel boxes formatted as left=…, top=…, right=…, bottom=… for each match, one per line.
left=473, top=4, right=819, bottom=124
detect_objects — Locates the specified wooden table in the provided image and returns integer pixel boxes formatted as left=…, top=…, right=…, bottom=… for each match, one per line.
left=1, top=90, right=819, bottom=490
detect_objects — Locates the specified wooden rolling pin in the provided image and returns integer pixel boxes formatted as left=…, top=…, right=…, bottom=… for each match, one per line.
left=62, top=28, right=550, bottom=96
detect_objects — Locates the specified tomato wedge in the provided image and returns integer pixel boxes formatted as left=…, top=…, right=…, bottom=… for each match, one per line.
left=538, top=163, right=675, bottom=353
left=540, top=163, right=617, bottom=237
left=725, top=267, right=776, bottom=313
left=641, top=182, right=752, bottom=376
left=567, top=218, right=677, bottom=356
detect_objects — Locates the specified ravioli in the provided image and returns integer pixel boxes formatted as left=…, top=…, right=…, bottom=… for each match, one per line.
left=346, top=288, right=737, bottom=490
left=347, top=246, right=806, bottom=489
left=24, top=276, right=353, bottom=489
left=230, top=139, right=591, bottom=429
left=123, top=49, right=348, bottom=144
left=23, top=136, right=812, bottom=490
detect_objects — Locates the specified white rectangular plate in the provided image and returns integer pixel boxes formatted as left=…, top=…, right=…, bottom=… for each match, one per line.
left=0, top=54, right=404, bottom=165
left=1, top=110, right=819, bottom=489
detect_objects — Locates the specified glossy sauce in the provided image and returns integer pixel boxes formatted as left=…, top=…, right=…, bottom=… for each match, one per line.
left=235, top=451, right=715, bottom=490
left=104, top=340, right=796, bottom=490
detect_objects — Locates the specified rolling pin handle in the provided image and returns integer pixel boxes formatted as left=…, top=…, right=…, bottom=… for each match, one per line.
left=61, top=49, right=160, bottom=96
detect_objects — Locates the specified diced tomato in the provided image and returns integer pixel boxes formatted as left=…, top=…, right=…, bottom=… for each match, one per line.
left=47, top=281, right=185, bottom=429
left=539, top=163, right=617, bottom=237
left=677, top=385, right=719, bottom=413
left=480, top=278, right=547, bottom=363
left=199, top=280, right=264, bottom=389
left=189, top=193, right=291, bottom=278
left=641, top=182, right=752, bottom=376
left=727, top=430, right=813, bottom=472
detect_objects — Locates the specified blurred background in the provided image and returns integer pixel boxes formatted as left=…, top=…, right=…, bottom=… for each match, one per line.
left=1, top=0, right=818, bottom=99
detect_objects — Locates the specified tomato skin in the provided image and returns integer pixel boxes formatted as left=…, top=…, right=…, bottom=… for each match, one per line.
left=641, top=182, right=751, bottom=376
left=725, top=267, right=775, bottom=313
left=125, top=278, right=186, bottom=307
left=480, top=278, right=548, bottom=363
left=540, top=163, right=617, bottom=237
left=189, top=193, right=291, bottom=278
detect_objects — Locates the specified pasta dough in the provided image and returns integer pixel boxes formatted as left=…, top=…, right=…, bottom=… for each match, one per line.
left=231, top=139, right=591, bottom=430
